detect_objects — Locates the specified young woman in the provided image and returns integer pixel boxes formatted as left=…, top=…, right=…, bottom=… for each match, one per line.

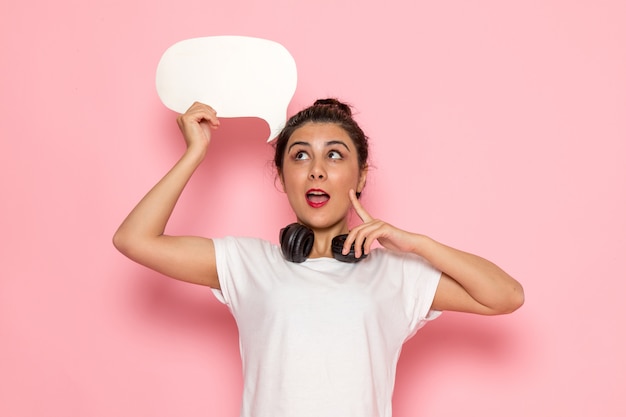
left=113, top=99, right=524, bottom=417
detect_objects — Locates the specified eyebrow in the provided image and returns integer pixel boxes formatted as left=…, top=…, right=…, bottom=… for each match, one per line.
left=287, top=140, right=351, bottom=153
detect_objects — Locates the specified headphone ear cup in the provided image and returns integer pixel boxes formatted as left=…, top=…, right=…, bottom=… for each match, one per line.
left=280, top=223, right=314, bottom=263
left=331, top=234, right=368, bottom=263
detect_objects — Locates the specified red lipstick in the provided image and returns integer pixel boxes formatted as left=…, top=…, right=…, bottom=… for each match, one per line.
left=306, top=188, right=330, bottom=208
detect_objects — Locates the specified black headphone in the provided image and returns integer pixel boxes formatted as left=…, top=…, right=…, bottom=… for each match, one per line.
left=279, top=223, right=367, bottom=263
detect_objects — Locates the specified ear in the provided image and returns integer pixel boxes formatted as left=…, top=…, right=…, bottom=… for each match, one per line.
left=356, top=165, right=368, bottom=194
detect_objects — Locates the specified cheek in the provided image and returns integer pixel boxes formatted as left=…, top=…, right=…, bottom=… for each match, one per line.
left=280, top=168, right=304, bottom=193
left=336, top=166, right=362, bottom=187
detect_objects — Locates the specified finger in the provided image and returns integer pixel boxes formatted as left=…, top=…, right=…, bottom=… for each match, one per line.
left=194, top=108, right=221, bottom=128
left=186, top=102, right=219, bottom=120
left=202, top=105, right=219, bottom=125
left=190, top=101, right=216, bottom=113
left=349, top=189, right=373, bottom=223
left=343, top=220, right=377, bottom=257
left=353, top=222, right=381, bottom=257
left=342, top=221, right=363, bottom=256
left=205, top=114, right=220, bottom=129
left=206, top=111, right=220, bottom=128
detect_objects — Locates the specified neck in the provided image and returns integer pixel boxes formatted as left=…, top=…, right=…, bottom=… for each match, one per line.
left=308, top=223, right=349, bottom=259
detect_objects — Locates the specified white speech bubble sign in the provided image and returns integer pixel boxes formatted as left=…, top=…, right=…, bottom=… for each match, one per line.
left=156, top=36, right=297, bottom=142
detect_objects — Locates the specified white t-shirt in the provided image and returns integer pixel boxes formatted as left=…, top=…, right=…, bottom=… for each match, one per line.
left=212, top=236, right=442, bottom=417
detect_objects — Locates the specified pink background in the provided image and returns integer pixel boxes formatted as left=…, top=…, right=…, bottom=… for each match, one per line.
left=2, top=1, right=625, bottom=416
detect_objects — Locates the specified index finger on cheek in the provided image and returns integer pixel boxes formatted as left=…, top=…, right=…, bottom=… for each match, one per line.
left=350, top=190, right=372, bottom=223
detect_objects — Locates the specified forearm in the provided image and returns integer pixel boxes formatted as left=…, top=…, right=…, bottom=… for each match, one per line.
left=411, top=234, right=524, bottom=314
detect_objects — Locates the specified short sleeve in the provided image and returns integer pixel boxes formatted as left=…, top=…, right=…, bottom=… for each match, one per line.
left=401, top=252, right=443, bottom=338
left=209, top=236, right=284, bottom=309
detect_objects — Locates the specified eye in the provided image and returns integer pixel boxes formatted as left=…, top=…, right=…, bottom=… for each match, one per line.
left=328, top=150, right=343, bottom=160
left=294, top=150, right=310, bottom=160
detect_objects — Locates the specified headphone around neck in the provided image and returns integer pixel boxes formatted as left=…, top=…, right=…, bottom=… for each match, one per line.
left=279, top=223, right=367, bottom=263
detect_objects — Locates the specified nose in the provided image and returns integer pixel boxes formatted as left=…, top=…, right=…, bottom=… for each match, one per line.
left=309, top=161, right=326, bottom=180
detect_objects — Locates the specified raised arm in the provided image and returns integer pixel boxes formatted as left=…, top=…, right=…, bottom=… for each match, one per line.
left=408, top=237, right=523, bottom=315
left=112, top=102, right=221, bottom=288
left=343, top=190, right=524, bottom=315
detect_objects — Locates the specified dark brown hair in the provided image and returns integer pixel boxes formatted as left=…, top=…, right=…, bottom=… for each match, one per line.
left=273, top=98, right=369, bottom=174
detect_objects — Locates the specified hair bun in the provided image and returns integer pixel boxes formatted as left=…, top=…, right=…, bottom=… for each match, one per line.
left=313, top=98, right=352, bottom=117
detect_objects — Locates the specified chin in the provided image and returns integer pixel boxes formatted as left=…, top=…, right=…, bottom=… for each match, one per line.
left=290, top=200, right=351, bottom=229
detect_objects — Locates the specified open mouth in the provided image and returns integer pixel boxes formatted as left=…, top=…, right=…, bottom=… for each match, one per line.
left=306, top=189, right=330, bottom=208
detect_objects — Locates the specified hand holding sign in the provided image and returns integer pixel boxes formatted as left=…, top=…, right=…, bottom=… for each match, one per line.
left=156, top=36, right=298, bottom=141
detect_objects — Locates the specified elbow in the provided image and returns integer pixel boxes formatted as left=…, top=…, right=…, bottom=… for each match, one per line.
left=112, top=233, right=123, bottom=253
left=112, top=232, right=126, bottom=255
left=479, top=281, right=525, bottom=316
left=112, top=228, right=134, bottom=257
left=513, top=286, right=525, bottom=311
left=509, top=281, right=525, bottom=312
left=496, top=283, right=525, bottom=315
left=112, top=228, right=159, bottom=264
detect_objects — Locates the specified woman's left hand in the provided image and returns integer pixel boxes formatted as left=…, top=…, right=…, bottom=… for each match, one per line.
left=344, top=189, right=419, bottom=258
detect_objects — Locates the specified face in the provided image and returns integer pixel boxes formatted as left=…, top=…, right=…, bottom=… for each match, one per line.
left=279, top=122, right=367, bottom=233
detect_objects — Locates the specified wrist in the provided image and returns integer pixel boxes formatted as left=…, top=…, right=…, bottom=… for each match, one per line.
left=409, top=233, right=434, bottom=257
left=182, top=145, right=207, bottom=165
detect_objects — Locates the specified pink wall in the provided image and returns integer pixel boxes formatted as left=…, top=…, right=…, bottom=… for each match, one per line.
left=2, top=1, right=625, bottom=416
